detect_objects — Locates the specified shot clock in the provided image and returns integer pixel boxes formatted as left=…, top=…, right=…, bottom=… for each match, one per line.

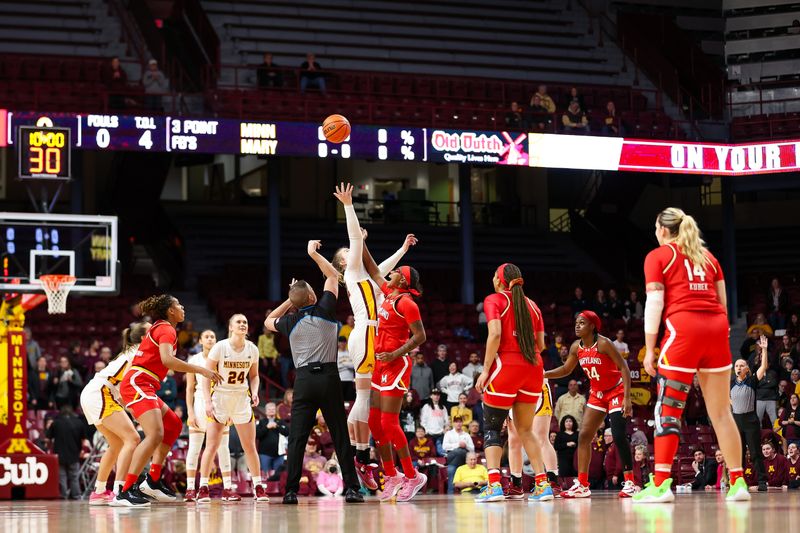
left=17, top=126, right=71, bottom=179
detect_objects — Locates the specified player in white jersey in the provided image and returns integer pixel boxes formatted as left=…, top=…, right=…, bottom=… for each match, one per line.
left=198, top=313, right=268, bottom=503
left=80, top=322, right=150, bottom=506
left=183, top=329, right=236, bottom=502
left=332, top=182, right=417, bottom=488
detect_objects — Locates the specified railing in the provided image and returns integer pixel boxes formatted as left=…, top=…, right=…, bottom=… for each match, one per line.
left=336, top=198, right=538, bottom=227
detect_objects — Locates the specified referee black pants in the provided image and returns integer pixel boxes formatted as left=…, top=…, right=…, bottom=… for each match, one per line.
left=285, top=362, right=359, bottom=494
left=733, top=411, right=767, bottom=483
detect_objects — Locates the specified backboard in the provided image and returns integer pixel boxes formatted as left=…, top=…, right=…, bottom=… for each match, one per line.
left=0, top=212, right=118, bottom=294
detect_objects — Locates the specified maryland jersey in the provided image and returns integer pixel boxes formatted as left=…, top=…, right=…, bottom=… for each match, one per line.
left=208, top=339, right=258, bottom=392
left=129, top=320, right=176, bottom=381
left=483, top=291, right=544, bottom=359
left=577, top=341, right=622, bottom=392
left=93, top=345, right=137, bottom=392
left=188, top=352, right=209, bottom=395
left=376, top=285, right=421, bottom=354
left=644, top=243, right=725, bottom=319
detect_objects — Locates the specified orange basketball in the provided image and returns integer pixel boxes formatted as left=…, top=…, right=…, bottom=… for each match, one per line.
left=322, top=114, right=351, bottom=143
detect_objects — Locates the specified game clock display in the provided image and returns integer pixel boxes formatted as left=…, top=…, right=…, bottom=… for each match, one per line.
left=17, top=126, right=71, bottom=180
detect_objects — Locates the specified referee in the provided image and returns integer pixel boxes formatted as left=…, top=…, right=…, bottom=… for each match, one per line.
left=730, top=335, right=770, bottom=492
left=266, top=240, right=363, bottom=504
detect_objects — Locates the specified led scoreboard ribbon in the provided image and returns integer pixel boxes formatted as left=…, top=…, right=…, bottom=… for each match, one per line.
left=17, top=126, right=71, bottom=179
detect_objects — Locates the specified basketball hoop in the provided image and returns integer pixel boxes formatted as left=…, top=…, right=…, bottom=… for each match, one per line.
left=37, top=274, right=77, bottom=314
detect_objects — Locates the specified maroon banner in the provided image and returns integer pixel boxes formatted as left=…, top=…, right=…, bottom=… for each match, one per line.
left=0, top=329, right=28, bottom=451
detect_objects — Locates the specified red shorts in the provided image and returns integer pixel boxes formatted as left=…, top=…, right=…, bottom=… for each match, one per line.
left=371, top=355, right=412, bottom=397
left=119, top=367, right=165, bottom=419
left=659, top=311, right=732, bottom=375
left=587, top=380, right=625, bottom=414
left=483, top=353, right=543, bottom=409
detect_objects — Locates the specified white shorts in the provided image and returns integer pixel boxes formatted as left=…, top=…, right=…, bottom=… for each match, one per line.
left=192, top=396, right=208, bottom=432
left=80, top=380, right=123, bottom=426
left=210, top=389, right=254, bottom=426
left=347, top=323, right=376, bottom=378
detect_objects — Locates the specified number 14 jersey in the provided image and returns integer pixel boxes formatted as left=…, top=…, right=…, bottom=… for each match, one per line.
left=208, top=338, right=258, bottom=392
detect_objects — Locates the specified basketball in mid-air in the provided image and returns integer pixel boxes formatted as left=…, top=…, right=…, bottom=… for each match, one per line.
left=322, top=114, right=351, bottom=143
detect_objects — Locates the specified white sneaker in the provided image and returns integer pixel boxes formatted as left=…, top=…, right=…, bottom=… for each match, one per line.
left=619, top=480, right=641, bottom=498
left=560, top=479, right=591, bottom=499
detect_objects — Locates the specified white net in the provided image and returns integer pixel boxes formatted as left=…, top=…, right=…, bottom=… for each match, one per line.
left=38, top=275, right=76, bottom=314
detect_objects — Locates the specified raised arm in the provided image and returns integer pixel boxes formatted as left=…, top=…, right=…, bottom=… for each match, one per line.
left=307, top=240, right=340, bottom=297
left=333, top=182, right=365, bottom=277
left=544, top=341, right=580, bottom=379
left=361, top=239, right=386, bottom=288
left=265, top=297, right=293, bottom=333
left=755, top=336, right=769, bottom=380
left=378, top=234, right=418, bottom=277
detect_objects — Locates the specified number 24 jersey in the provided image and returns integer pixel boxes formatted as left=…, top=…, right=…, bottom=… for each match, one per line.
left=208, top=339, right=258, bottom=392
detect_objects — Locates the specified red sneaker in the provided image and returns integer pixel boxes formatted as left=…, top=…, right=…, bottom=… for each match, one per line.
left=254, top=484, right=270, bottom=502
left=222, top=488, right=241, bottom=502
left=196, top=485, right=211, bottom=503
left=183, top=489, right=197, bottom=503
left=504, top=484, right=526, bottom=500
left=355, top=460, right=379, bottom=491
left=550, top=482, right=562, bottom=497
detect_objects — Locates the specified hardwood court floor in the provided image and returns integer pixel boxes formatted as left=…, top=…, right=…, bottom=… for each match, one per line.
left=0, top=492, right=797, bottom=533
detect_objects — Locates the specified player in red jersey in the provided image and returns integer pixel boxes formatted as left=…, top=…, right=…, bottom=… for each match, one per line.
left=545, top=311, right=635, bottom=498
left=115, top=295, right=221, bottom=507
left=474, top=263, right=554, bottom=502
left=634, top=207, right=748, bottom=503
left=361, top=246, right=428, bottom=502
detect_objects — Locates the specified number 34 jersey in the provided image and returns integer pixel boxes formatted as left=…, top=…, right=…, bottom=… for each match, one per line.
left=577, top=341, right=622, bottom=393
left=208, top=339, right=258, bottom=392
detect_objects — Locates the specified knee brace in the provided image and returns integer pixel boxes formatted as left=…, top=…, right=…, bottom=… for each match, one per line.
left=483, top=405, right=508, bottom=449
left=348, top=388, right=371, bottom=426
left=380, top=411, right=406, bottom=449
left=186, top=432, right=205, bottom=471
left=368, top=407, right=385, bottom=445
left=217, top=430, right=232, bottom=473
left=162, top=408, right=182, bottom=446
left=654, top=374, right=691, bottom=438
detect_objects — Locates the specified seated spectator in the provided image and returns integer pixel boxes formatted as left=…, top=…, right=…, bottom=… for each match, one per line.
left=98, top=346, right=113, bottom=367
left=632, top=445, right=650, bottom=487
left=277, top=388, right=293, bottom=422
left=443, top=416, right=475, bottom=493
left=743, top=450, right=757, bottom=487
left=256, top=402, right=289, bottom=476
left=302, top=439, right=327, bottom=481
left=608, top=289, right=623, bottom=319
left=792, top=369, right=800, bottom=396
left=787, top=442, right=800, bottom=488
left=28, top=356, right=54, bottom=410
left=156, top=369, right=178, bottom=409
left=450, top=393, right=473, bottom=425
left=562, top=101, right=589, bottom=134
left=299, top=53, right=327, bottom=96
left=714, top=450, right=728, bottom=490
left=91, top=360, right=106, bottom=380
left=339, top=315, right=355, bottom=340
left=409, top=426, right=440, bottom=488
left=762, top=442, right=790, bottom=488
left=461, top=352, right=484, bottom=381
left=624, top=290, right=643, bottom=321
left=528, top=94, right=552, bottom=130
left=685, top=375, right=709, bottom=425
left=612, top=329, right=629, bottom=359
left=688, top=449, right=717, bottom=490
left=564, top=87, right=585, bottom=111
left=468, top=420, right=484, bottom=452
left=531, top=84, right=556, bottom=114
left=630, top=428, right=648, bottom=447
left=588, top=426, right=609, bottom=489
left=777, top=334, right=797, bottom=361
left=767, top=278, right=789, bottom=330
left=571, top=286, right=589, bottom=316
left=602, top=101, right=625, bottom=136
left=257, top=52, right=284, bottom=88
left=748, top=314, right=774, bottom=338
left=637, top=345, right=660, bottom=364
left=555, top=415, right=579, bottom=477
left=420, top=389, right=447, bottom=453
left=102, top=56, right=129, bottom=109
left=178, top=320, right=199, bottom=349
left=740, top=328, right=761, bottom=360
left=544, top=332, right=566, bottom=370
left=312, top=413, right=334, bottom=458
left=465, top=380, right=483, bottom=429
left=554, top=380, right=586, bottom=425
left=780, top=393, right=800, bottom=446
left=142, top=59, right=168, bottom=111
left=54, top=356, right=83, bottom=409
left=317, top=458, right=344, bottom=496
left=452, top=452, right=488, bottom=494
left=603, top=428, right=624, bottom=489
left=505, top=101, right=525, bottom=129
left=786, top=313, right=800, bottom=342
left=778, top=380, right=791, bottom=410
left=439, top=362, right=472, bottom=412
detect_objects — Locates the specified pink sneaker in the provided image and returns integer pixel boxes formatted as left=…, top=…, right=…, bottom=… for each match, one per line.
left=89, top=490, right=113, bottom=506
left=355, top=460, right=379, bottom=491
left=378, top=474, right=405, bottom=502
left=396, top=472, right=427, bottom=503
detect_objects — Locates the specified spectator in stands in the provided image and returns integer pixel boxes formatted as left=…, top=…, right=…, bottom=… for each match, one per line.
left=257, top=402, right=288, bottom=477
left=607, top=288, right=623, bottom=319
left=178, top=320, right=199, bottom=349
left=431, top=344, right=451, bottom=385
left=555, top=415, right=579, bottom=477
left=787, top=442, right=800, bottom=488
left=562, top=101, right=589, bottom=134
left=544, top=332, right=565, bottom=371
left=98, top=346, right=112, bottom=367
left=277, top=388, right=293, bottom=423
left=337, top=336, right=355, bottom=401
left=54, top=356, right=83, bottom=409
left=90, top=360, right=106, bottom=380
left=257, top=52, right=284, bottom=88
left=299, top=53, right=327, bottom=96
left=624, top=290, right=643, bottom=321
left=452, top=452, right=488, bottom=494
left=748, top=313, right=774, bottom=338
left=411, top=350, right=435, bottom=402
left=468, top=420, right=484, bottom=452
left=749, top=341, right=779, bottom=427
left=565, top=87, right=586, bottom=111
left=637, top=344, right=659, bottom=364
left=787, top=314, right=800, bottom=343
left=461, top=352, right=483, bottom=381
left=592, top=289, right=610, bottom=319
left=24, top=327, right=41, bottom=372
left=603, top=428, right=623, bottom=490
left=442, top=416, right=474, bottom=493
left=82, top=339, right=101, bottom=376
left=465, top=378, right=483, bottom=429
left=420, top=389, right=447, bottom=454
left=258, top=317, right=279, bottom=362
left=554, top=379, right=586, bottom=425
left=28, top=356, right=54, bottom=410
left=400, top=391, right=419, bottom=441
left=528, top=94, right=552, bottom=130
left=685, top=374, right=709, bottom=425
left=631, top=445, right=650, bottom=486
left=780, top=394, right=800, bottom=446
left=767, top=278, right=789, bottom=330
left=602, top=101, right=625, bottom=136
left=505, top=101, right=525, bottom=129
left=317, top=458, right=344, bottom=497
left=792, top=369, right=800, bottom=396
left=688, top=449, right=717, bottom=490
left=777, top=334, right=798, bottom=362
left=142, top=59, right=168, bottom=111
left=476, top=302, right=488, bottom=342
left=339, top=315, right=355, bottom=340
left=778, top=379, right=791, bottom=410
left=409, top=426, right=440, bottom=487
left=450, top=392, right=472, bottom=425
left=103, top=56, right=129, bottom=109
left=571, top=286, right=589, bottom=316
left=439, top=362, right=472, bottom=412
left=303, top=438, right=327, bottom=481
left=46, top=404, right=88, bottom=499
left=762, top=441, right=790, bottom=488
left=732, top=347, right=769, bottom=491
left=312, top=413, right=335, bottom=459
left=612, top=329, right=629, bottom=359
left=740, top=328, right=761, bottom=360
left=532, top=84, right=556, bottom=114
left=156, top=369, right=178, bottom=410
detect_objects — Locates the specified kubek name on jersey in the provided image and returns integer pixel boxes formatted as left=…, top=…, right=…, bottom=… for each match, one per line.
left=0, top=457, right=49, bottom=486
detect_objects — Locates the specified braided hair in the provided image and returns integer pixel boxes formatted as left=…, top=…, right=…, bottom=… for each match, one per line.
left=138, top=294, right=176, bottom=321
left=501, top=263, right=538, bottom=366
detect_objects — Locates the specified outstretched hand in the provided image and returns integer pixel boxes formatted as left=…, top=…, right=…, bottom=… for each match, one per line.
left=758, top=335, right=769, bottom=354
left=307, top=240, right=322, bottom=256
left=402, top=234, right=418, bottom=252
left=333, top=182, right=354, bottom=206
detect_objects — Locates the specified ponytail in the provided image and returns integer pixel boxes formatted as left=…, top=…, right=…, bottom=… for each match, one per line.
left=657, top=207, right=710, bottom=270
left=120, top=321, right=149, bottom=352
left=501, top=263, right=538, bottom=366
